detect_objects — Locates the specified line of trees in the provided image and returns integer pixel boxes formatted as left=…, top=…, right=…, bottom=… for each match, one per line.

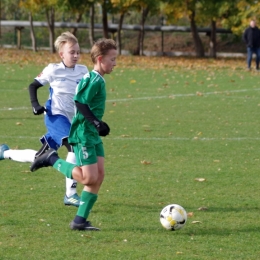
left=1, top=0, right=260, bottom=58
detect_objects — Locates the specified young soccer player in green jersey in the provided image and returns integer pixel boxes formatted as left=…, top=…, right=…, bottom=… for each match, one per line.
left=30, top=38, right=117, bottom=231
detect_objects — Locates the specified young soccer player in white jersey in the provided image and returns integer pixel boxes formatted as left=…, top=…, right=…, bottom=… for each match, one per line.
left=30, top=38, right=117, bottom=231
left=0, top=32, right=88, bottom=207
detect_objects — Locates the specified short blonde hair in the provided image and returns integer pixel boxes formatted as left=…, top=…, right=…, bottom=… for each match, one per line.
left=90, top=38, right=117, bottom=63
left=54, top=31, right=78, bottom=52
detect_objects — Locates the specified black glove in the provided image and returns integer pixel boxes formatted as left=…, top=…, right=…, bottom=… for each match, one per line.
left=32, top=102, right=46, bottom=115
left=94, top=121, right=110, bottom=136
left=75, top=102, right=110, bottom=136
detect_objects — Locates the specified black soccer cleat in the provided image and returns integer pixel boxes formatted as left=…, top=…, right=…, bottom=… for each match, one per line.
left=30, top=148, right=57, bottom=172
left=70, top=220, right=100, bottom=231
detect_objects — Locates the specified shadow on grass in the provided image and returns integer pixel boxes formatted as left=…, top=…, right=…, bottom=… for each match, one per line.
left=105, top=202, right=260, bottom=213
left=109, top=222, right=260, bottom=237
left=101, top=202, right=260, bottom=236
left=186, top=225, right=260, bottom=236
left=193, top=205, right=260, bottom=213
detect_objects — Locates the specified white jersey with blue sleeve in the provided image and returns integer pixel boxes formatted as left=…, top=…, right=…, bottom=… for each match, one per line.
left=35, top=62, right=88, bottom=122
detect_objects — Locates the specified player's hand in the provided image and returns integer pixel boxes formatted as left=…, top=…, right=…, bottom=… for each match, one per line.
left=32, top=105, right=46, bottom=115
left=95, top=121, right=110, bottom=136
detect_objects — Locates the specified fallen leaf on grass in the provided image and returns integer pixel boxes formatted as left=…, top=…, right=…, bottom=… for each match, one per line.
left=198, top=207, right=208, bottom=211
left=16, top=122, right=22, bottom=125
left=142, top=125, right=151, bottom=132
left=187, top=212, right=194, bottom=217
left=141, top=160, right=151, bottom=165
left=195, top=178, right=206, bottom=182
left=191, top=221, right=202, bottom=224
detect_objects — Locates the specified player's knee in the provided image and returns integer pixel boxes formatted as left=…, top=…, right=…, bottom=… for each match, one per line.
left=81, top=175, right=98, bottom=186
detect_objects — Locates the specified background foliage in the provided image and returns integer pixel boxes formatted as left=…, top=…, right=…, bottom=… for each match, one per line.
left=0, top=0, right=259, bottom=56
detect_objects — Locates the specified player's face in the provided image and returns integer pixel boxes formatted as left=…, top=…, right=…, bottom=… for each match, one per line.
left=59, top=42, right=80, bottom=68
left=99, top=49, right=117, bottom=75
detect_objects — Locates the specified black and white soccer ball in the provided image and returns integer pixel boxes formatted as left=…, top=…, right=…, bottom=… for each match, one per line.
left=160, top=204, right=187, bottom=231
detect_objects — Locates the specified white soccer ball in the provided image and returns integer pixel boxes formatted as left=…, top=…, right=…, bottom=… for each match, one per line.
left=160, top=204, right=187, bottom=231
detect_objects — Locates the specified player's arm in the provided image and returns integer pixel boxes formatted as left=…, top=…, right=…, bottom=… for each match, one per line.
left=28, top=80, right=46, bottom=115
left=75, top=101, right=110, bottom=136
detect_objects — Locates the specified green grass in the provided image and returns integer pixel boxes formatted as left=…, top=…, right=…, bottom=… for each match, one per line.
left=1, top=58, right=260, bottom=259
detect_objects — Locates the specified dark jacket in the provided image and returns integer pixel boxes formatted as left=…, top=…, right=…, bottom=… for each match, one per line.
left=243, top=26, right=260, bottom=48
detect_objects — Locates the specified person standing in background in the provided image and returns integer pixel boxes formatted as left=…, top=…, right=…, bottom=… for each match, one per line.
left=243, top=20, right=260, bottom=70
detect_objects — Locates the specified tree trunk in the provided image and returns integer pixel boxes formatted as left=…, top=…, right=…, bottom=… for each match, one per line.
left=209, top=19, right=217, bottom=58
left=46, top=7, right=55, bottom=53
left=133, top=6, right=149, bottom=56
left=29, top=12, right=37, bottom=52
left=89, top=3, right=95, bottom=46
left=102, top=0, right=109, bottom=38
left=117, top=12, right=125, bottom=55
left=71, top=12, right=83, bottom=36
left=189, top=10, right=204, bottom=57
left=16, top=27, right=22, bottom=49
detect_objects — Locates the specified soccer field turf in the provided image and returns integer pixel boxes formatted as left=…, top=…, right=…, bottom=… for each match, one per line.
left=0, top=53, right=260, bottom=259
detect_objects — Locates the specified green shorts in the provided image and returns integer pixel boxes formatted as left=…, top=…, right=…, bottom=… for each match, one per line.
left=73, top=142, right=104, bottom=166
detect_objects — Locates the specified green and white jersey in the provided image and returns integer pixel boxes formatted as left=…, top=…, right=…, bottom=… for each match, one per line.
left=69, top=70, right=106, bottom=145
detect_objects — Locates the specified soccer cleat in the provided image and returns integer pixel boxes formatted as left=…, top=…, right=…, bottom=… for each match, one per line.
left=64, top=193, right=80, bottom=207
left=0, top=144, right=9, bottom=160
left=30, top=148, right=57, bottom=172
left=70, top=220, right=100, bottom=231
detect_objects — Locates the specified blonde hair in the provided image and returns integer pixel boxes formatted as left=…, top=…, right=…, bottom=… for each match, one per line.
left=54, top=31, right=78, bottom=52
left=90, top=38, right=117, bottom=63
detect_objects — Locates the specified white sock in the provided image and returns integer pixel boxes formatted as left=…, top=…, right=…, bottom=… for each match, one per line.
left=4, top=149, right=37, bottom=163
left=65, top=152, right=77, bottom=197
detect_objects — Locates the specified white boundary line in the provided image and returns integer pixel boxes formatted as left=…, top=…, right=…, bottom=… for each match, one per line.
left=0, top=135, right=259, bottom=142
left=1, top=88, right=260, bottom=142
left=106, top=88, right=260, bottom=102
left=1, top=88, right=260, bottom=111
left=0, top=106, right=29, bottom=111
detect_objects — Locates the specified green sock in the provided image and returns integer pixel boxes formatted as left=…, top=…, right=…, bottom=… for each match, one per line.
left=53, top=159, right=75, bottom=179
left=77, top=191, right=98, bottom=219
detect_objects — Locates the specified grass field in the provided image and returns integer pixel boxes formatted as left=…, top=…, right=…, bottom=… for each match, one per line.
left=0, top=50, right=260, bottom=259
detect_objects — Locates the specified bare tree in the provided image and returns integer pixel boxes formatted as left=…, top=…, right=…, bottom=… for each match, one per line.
left=46, top=7, right=55, bottom=53
left=89, top=3, right=95, bottom=46
left=29, top=11, right=37, bottom=52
